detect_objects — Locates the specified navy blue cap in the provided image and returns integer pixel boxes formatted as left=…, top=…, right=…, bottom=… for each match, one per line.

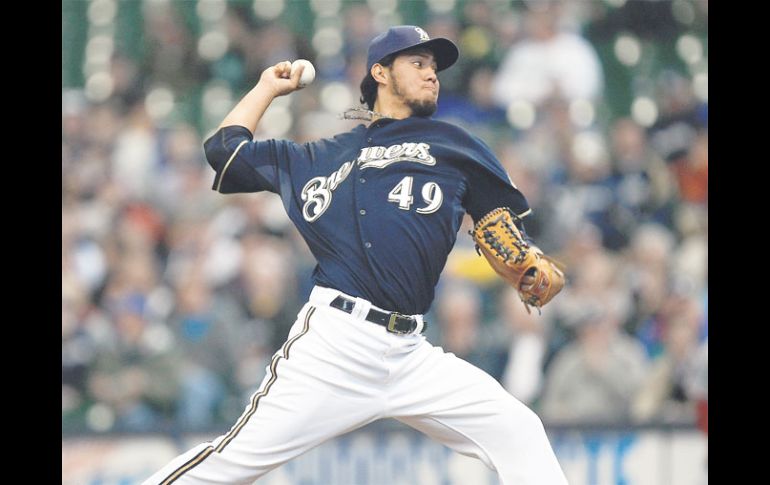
left=366, top=25, right=459, bottom=73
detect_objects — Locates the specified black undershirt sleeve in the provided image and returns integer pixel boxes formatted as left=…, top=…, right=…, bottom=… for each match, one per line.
left=463, top=167, right=533, bottom=240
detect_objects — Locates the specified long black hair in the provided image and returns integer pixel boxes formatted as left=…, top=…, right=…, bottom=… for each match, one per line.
left=359, top=53, right=395, bottom=110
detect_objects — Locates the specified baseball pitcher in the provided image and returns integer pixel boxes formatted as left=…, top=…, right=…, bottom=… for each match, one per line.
left=144, top=25, right=568, bottom=485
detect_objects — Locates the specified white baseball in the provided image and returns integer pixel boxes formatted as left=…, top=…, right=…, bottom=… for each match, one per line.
left=291, top=59, right=316, bottom=87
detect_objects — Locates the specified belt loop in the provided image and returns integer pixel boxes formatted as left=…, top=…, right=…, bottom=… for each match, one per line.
left=413, top=315, right=425, bottom=335
left=352, top=297, right=371, bottom=321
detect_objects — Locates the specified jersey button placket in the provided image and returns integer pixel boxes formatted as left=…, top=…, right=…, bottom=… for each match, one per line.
left=352, top=149, right=374, bottom=254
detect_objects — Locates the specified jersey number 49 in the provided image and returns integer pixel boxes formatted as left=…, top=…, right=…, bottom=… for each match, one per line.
left=387, top=176, right=443, bottom=214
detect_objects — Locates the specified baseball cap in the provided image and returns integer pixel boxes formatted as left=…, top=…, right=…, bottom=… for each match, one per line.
left=366, top=25, right=459, bottom=73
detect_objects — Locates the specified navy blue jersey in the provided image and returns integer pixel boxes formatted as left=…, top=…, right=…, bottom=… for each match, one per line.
left=204, top=116, right=531, bottom=315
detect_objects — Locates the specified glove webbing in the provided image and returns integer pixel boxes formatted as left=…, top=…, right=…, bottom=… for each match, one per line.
left=470, top=208, right=529, bottom=264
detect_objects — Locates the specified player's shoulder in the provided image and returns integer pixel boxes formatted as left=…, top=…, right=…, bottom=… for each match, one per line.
left=307, top=124, right=366, bottom=148
left=424, top=118, right=492, bottom=149
left=423, top=118, right=511, bottom=182
left=299, top=125, right=367, bottom=158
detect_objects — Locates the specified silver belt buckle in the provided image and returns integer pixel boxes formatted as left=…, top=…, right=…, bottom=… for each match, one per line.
left=387, top=312, right=412, bottom=334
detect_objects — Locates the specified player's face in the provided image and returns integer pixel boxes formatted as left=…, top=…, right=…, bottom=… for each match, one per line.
left=388, top=50, right=439, bottom=117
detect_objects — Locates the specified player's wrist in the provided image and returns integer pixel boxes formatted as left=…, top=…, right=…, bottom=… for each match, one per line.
left=251, top=80, right=279, bottom=101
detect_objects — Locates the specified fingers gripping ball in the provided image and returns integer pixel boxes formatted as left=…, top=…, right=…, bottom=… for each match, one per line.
left=471, top=207, right=566, bottom=313
left=291, top=59, right=316, bottom=87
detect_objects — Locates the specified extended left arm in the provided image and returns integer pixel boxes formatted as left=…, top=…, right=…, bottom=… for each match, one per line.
left=471, top=207, right=566, bottom=313
left=463, top=169, right=565, bottom=313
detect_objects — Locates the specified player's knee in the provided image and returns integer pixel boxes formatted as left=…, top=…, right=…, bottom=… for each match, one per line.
left=519, top=406, right=546, bottom=436
left=497, top=395, right=546, bottom=437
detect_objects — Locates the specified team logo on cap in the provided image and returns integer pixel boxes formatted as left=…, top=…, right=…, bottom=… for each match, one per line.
left=415, top=27, right=430, bottom=41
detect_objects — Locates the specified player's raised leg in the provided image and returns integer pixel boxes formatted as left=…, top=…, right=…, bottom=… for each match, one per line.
left=142, top=303, right=386, bottom=485
left=390, top=342, right=568, bottom=485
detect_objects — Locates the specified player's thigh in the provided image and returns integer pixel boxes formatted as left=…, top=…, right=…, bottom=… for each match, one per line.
left=218, top=304, right=381, bottom=450
left=144, top=305, right=381, bottom=484
left=390, top=344, right=518, bottom=416
left=392, top=347, right=538, bottom=446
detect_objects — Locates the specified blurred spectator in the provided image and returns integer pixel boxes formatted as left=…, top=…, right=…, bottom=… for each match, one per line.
left=142, top=0, right=202, bottom=91
left=648, top=70, right=707, bottom=162
left=111, top=103, right=161, bottom=201
left=547, top=247, right=634, bottom=364
left=491, top=2, right=603, bottom=109
left=86, top=299, right=180, bottom=432
left=62, top=272, right=99, bottom=427
left=215, top=7, right=261, bottom=91
left=621, top=223, right=676, bottom=339
left=342, top=4, right=377, bottom=60
left=224, top=228, right=303, bottom=350
left=540, top=298, right=648, bottom=424
left=686, top=337, right=708, bottom=480
left=253, top=24, right=302, bottom=75
left=631, top=294, right=703, bottom=423
left=153, top=124, right=220, bottom=221
left=498, top=288, right=550, bottom=406
left=435, top=65, right=508, bottom=134
left=606, top=117, right=679, bottom=239
left=435, top=282, right=508, bottom=381
left=672, top=232, right=708, bottom=308
left=671, top=131, right=708, bottom=205
left=167, top=270, right=248, bottom=429
left=686, top=339, right=708, bottom=435
left=556, top=221, right=604, bottom=273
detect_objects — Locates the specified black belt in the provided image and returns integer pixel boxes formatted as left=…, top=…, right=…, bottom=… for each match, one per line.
left=330, top=295, right=426, bottom=335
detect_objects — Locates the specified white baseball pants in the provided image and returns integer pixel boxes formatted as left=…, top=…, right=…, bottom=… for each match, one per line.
left=143, top=286, right=568, bottom=485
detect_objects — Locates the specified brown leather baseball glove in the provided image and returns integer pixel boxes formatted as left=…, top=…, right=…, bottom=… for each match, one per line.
left=472, top=207, right=566, bottom=313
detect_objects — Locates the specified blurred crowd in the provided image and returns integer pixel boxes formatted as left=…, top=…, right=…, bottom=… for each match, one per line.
left=62, top=0, right=708, bottom=435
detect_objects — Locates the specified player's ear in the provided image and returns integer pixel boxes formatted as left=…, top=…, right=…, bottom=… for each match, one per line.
left=371, top=63, right=388, bottom=84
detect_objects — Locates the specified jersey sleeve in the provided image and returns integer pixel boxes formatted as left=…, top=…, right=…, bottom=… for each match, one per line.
left=463, top=168, right=531, bottom=223
left=456, top=131, right=532, bottom=225
left=203, top=125, right=305, bottom=195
